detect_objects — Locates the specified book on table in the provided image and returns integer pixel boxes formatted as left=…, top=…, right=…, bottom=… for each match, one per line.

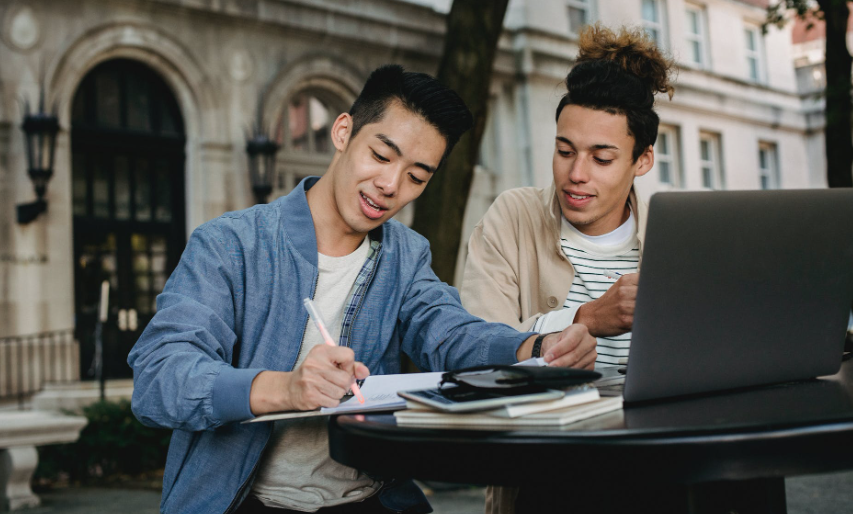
left=394, top=392, right=623, bottom=428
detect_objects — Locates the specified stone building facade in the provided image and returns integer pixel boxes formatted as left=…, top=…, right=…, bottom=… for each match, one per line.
left=0, top=0, right=815, bottom=393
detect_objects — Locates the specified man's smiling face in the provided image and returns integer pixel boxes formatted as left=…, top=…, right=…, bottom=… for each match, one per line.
left=329, top=100, right=446, bottom=236
left=552, top=104, right=653, bottom=236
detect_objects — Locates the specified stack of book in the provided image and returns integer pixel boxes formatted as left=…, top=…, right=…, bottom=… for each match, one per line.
left=394, top=385, right=622, bottom=428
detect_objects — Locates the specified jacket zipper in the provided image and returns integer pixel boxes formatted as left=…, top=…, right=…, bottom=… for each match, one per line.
left=293, top=271, right=320, bottom=363
left=222, top=440, right=267, bottom=514
left=223, top=270, right=319, bottom=514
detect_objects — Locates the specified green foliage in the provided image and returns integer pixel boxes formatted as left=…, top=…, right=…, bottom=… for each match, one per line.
left=35, top=400, right=171, bottom=484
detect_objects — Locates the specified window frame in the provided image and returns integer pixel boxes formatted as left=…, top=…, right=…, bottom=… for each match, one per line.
left=566, top=0, right=594, bottom=37
left=684, top=4, right=708, bottom=69
left=274, top=87, right=351, bottom=196
left=654, top=125, right=682, bottom=189
left=283, top=93, right=335, bottom=155
left=744, top=24, right=765, bottom=83
left=758, top=142, right=780, bottom=190
left=641, top=0, right=668, bottom=49
left=699, top=132, right=724, bottom=190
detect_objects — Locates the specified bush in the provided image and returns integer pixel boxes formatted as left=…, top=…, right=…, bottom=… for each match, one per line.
left=35, top=399, right=171, bottom=484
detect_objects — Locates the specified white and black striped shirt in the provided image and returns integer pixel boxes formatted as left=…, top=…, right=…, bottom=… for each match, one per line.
left=533, top=210, right=639, bottom=368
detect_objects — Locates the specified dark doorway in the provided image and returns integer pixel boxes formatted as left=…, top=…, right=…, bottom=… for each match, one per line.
left=71, top=59, right=186, bottom=380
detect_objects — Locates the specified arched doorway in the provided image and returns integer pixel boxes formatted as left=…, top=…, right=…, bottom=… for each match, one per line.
left=70, top=59, right=186, bottom=380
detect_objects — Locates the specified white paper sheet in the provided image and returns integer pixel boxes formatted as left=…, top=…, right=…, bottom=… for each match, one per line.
left=245, top=371, right=444, bottom=423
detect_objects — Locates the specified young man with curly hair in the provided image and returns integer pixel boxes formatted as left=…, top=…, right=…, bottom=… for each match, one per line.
left=461, top=24, right=675, bottom=513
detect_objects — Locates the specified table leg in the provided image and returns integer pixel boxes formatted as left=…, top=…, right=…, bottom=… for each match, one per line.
left=687, top=477, right=786, bottom=514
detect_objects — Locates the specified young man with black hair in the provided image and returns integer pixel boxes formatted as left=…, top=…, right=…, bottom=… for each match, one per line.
left=460, top=25, right=675, bottom=513
left=129, top=65, right=597, bottom=514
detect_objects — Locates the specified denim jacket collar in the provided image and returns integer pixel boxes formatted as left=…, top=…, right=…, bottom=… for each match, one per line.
left=278, top=176, right=384, bottom=268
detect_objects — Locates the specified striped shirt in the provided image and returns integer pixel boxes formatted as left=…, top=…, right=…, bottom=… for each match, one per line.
left=533, top=211, right=639, bottom=368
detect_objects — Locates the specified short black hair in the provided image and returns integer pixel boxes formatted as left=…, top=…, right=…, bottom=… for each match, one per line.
left=555, top=25, right=674, bottom=162
left=349, top=65, right=473, bottom=169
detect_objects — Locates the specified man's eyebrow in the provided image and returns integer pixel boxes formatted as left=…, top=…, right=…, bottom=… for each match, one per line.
left=376, top=133, right=437, bottom=173
left=415, top=162, right=437, bottom=174
left=592, top=143, right=620, bottom=151
left=555, top=136, right=619, bottom=151
left=376, top=134, right=402, bottom=156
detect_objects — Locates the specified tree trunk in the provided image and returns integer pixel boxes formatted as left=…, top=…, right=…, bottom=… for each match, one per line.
left=817, top=0, right=853, bottom=188
left=410, top=0, right=510, bottom=284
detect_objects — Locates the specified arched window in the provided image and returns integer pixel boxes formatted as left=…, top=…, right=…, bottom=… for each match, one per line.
left=70, top=58, right=186, bottom=380
left=287, top=94, right=333, bottom=154
left=275, top=86, right=350, bottom=193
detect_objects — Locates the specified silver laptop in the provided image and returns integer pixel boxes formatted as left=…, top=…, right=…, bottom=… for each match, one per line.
left=618, top=189, right=853, bottom=403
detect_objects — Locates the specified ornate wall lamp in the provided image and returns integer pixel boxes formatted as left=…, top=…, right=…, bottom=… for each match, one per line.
left=246, top=131, right=280, bottom=204
left=18, top=91, right=59, bottom=224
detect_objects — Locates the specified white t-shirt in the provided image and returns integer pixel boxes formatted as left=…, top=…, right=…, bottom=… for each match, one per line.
left=251, top=237, right=381, bottom=512
left=533, top=210, right=640, bottom=369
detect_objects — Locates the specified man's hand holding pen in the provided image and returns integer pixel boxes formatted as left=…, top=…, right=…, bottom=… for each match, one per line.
left=249, top=347, right=370, bottom=415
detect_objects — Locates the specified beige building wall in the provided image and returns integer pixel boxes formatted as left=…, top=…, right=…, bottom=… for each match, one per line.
left=0, top=0, right=821, bottom=373
left=0, top=0, right=453, bottom=343
left=455, top=0, right=815, bottom=281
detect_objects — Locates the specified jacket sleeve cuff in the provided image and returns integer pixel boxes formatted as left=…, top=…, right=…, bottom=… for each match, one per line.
left=490, top=331, right=537, bottom=364
left=536, top=306, right=580, bottom=334
left=212, top=366, right=265, bottom=425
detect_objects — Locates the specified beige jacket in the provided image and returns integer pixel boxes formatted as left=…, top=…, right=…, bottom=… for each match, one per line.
left=462, top=184, right=647, bottom=331
left=460, top=184, right=647, bottom=514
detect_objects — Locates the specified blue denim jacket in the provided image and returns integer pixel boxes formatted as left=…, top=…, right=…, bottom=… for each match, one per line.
left=129, top=177, right=532, bottom=514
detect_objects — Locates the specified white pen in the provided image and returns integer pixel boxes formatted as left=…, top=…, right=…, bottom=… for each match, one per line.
left=303, top=298, right=365, bottom=404
left=603, top=269, right=623, bottom=280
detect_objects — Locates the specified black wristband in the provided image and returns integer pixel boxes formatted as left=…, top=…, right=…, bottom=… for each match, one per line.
left=531, top=333, right=548, bottom=358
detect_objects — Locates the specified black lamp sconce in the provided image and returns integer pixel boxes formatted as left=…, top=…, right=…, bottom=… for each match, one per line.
left=18, top=89, right=59, bottom=224
left=246, top=94, right=281, bottom=205
left=246, top=130, right=280, bottom=205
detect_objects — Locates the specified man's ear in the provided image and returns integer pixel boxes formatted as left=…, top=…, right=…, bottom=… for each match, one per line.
left=331, top=113, right=353, bottom=152
left=634, top=145, right=654, bottom=178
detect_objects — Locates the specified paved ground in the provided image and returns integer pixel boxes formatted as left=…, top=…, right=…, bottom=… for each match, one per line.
left=22, top=470, right=853, bottom=513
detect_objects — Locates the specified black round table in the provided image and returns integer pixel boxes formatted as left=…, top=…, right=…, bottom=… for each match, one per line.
left=329, top=359, right=853, bottom=514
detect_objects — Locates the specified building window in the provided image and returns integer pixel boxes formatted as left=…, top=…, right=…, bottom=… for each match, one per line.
left=275, top=87, right=351, bottom=194
left=685, top=5, right=707, bottom=68
left=699, top=132, right=724, bottom=189
left=744, top=25, right=764, bottom=83
left=567, top=0, right=592, bottom=36
left=655, top=126, right=681, bottom=187
left=642, top=0, right=667, bottom=48
left=795, top=63, right=826, bottom=95
left=758, top=142, right=780, bottom=189
left=286, top=94, right=333, bottom=154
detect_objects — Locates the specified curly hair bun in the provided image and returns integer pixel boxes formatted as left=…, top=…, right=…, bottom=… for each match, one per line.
left=576, top=23, right=674, bottom=100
